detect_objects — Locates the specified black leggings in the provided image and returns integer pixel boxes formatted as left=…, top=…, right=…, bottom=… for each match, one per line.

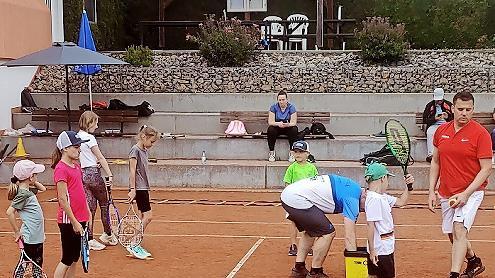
left=24, top=242, right=43, bottom=267
left=267, top=126, right=299, bottom=151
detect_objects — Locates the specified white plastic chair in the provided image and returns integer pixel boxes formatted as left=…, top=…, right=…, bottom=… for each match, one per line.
left=261, top=16, right=284, bottom=50
left=287, top=14, right=309, bottom=50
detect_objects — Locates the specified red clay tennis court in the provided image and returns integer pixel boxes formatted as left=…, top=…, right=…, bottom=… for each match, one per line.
left=0, top=188, right=494, bottom=277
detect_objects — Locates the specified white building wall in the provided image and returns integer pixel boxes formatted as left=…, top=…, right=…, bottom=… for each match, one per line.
left=0, top=61, right=38, bottom=129
left=47, top=0, right=64, bottom=42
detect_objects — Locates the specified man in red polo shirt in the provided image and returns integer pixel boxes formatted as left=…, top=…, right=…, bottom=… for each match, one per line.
left=428, top=91, right=493, bottom=278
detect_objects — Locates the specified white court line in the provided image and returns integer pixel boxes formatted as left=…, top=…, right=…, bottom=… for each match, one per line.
left=226, top=237, right=265, bottom=278
left=0, top=217, right=492, bottom=228
left=0, top=231, right=493, bottom=243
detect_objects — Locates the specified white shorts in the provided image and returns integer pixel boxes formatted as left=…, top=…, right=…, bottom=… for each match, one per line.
left=440, top=191, right=484, bottom=234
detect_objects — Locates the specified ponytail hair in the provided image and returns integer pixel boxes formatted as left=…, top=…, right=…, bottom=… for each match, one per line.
left=51, top=148, right=62, bottom=169
left=136, top=125, right=158, bottom=141
left=8, top=177, right=19, bottom=200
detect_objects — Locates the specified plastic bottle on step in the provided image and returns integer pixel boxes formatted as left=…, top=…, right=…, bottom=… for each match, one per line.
left=201, top=151, right=207, bottom=165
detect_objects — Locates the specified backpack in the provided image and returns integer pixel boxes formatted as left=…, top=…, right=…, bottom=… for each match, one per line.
left=225, top=120, right=247, bottom=136
left=310, top=122, right=335, bottom=139
left=136, top=101, right=155, bottom=117
left=108, top=99, right=155, bottom=117
left=21, top=88, right=39, bottom=112
left=360, top=145, right=414, bottom=166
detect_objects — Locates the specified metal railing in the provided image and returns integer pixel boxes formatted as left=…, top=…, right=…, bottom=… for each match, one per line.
left=138, top=19, right=356, bottom=50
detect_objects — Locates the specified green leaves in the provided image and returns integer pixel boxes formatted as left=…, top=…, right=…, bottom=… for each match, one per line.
left=187, top=16, right=260, bottom=67
left=123, top=45, right=153, bottom=67
left=356, top=17, right=409, bottom=64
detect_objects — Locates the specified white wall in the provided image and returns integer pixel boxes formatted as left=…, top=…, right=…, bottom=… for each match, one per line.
left=0, top=61, right=38, bottom=129
left=46, top=0, right=64, bottom=42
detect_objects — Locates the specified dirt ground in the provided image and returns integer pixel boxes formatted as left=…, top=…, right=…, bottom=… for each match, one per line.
left=0, top=188, right=493, bottom=277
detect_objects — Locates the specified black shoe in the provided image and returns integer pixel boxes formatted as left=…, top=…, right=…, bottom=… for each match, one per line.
left=426, top=155, right=433, bottom=163
left=290, top=266, right=308, bottom=278
left=460, top=257, right=485, bottom=278
left=288, top=244, right=297, bottom=256
left=371, top=131, right=386, bottom=137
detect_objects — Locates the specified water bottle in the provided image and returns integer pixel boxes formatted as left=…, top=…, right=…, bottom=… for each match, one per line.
left=201, top=151, right=207, bottom=165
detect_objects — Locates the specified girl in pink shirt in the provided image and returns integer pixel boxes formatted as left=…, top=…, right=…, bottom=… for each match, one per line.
left=52, top=131, right=91, bottom=278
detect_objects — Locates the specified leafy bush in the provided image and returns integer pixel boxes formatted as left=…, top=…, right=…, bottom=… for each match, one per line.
left=356, top=17, right=409, bottom=63
left=123, top=45, right=153, bottom=67
left=186, top=16, right=260, bottom=67
left=475, top=34, right=495, bottom=49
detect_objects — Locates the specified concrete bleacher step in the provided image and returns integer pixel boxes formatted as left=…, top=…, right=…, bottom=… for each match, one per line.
left=12, top=111, right=424, bottom=136
left=29, top=92, right=495, bottom=113
left=0, top=135, right=427, bottom=162
left=3, top=159, right=488, bottom=190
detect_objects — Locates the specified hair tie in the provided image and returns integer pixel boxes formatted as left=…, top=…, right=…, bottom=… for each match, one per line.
left=11, top=176, right=19, bottom=183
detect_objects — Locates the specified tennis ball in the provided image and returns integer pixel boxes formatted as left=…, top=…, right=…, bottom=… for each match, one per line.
left=448, top=197, right=457, bottom=207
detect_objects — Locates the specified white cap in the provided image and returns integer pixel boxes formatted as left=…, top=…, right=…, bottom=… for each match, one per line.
left=433, top=88, right=444, bottom=100
left=13, top=160, right=45, bottom=180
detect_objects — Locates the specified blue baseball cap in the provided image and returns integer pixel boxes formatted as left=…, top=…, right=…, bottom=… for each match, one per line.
left=292, top=140, right=309, bottom=152
left=56, top=131, right=89, bottom=150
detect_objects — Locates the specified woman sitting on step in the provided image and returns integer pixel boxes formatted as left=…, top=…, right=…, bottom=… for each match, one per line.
left=267, top=92, right=298, bottom=162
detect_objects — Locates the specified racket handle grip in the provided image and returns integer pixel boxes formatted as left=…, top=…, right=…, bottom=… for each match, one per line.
left=17, top=239, right=24, bottom=249
left=406, top=183, right=413, bottom=191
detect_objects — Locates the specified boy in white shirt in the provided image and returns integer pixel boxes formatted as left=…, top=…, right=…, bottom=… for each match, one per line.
left=364, top=162, right=414, bottom=278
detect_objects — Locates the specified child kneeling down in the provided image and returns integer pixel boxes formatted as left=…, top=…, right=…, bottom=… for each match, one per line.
left=364, top=162, right=414, bottom=278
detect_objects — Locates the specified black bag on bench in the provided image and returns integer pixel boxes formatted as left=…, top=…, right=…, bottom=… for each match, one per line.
left=108, top=99, right=155, bottom=117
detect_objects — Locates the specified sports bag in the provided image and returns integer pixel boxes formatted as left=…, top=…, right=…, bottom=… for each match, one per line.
left=310, top=122, right=335, bottom=139
left=225, top=120, right=247, bottom=136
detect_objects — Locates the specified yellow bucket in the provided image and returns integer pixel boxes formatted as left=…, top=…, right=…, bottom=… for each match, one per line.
left=344, top=247, right=368, bottom=278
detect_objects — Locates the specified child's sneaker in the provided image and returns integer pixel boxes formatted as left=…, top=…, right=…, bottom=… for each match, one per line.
left=88, top=239, right=106, bottom=251
left=460, top=256, right=485, bottom=277
left=288, top=244, right=297, bottom=256
left=308, top=249, right=313, bottom=256
left=135, top=245, right=152, bottom=257
left=289, top=266, right=308, bottom=278
left=99, top=233, right=118, bottom=246
left=127, top=245, right=148, bottom=260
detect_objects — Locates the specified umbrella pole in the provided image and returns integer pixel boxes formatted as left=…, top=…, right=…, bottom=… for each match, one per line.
left=66, top=65, right=71, bottom=130
left=89, top=75, right=93, bottom=111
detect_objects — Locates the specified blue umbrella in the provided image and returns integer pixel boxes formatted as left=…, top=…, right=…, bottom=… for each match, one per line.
left=74, top=10, right=101, bottom=111
left=74, top=10, right=101, bottom=75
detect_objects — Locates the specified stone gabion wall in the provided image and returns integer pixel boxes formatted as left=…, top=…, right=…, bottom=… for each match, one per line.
left=31, top=50, right=495, bottom=93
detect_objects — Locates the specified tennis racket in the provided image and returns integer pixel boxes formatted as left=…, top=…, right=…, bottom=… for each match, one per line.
left=385, top=119, right=413, bottom=191
left=13, top=240, right=47, bottom=278
left=118, top=202, right=143, bottom=248
left=106, top=185, right=120, bottom=236
left=80, top=227, right=90, bottom=273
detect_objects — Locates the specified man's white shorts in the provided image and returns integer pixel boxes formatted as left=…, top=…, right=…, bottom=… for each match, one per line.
left=440, top=191, right=484, bottom=234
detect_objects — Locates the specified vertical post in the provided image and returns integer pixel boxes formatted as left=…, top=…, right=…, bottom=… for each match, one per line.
left=65, top=65, right=71, bottom=130
left=326, top=0, right=333, bottom=49
left=159, top=0, right=165, bottom=48
left=337, top=5, right=343, bottom=49
left=316, top=0, right=324, bottom=49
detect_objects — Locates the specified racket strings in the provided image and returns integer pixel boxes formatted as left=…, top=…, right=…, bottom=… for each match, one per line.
left=118, top=215, right=143, bottom=247
left=109, top=208, right=120, bottom=235
left=15, top=261, right=46, bottom=278
left=386, top=122, right=411, bottom=165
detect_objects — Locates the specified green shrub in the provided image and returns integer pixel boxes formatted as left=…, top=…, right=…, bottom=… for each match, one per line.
left=186, top=16, right=260, bottom=67
left=356, top=17, right=409, bottom=63
left=123, top=45, right=153, bottom=67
